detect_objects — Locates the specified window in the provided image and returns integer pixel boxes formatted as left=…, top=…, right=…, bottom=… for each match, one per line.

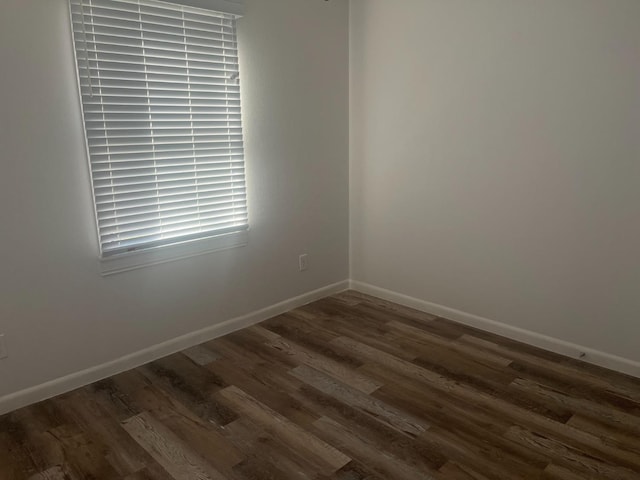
left=69, top=0, right=248, bottom=269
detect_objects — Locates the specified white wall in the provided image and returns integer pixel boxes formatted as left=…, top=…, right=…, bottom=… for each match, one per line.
left=0, top=0, right=349, bottom=399
left=351, top=0, right=640, bottom=364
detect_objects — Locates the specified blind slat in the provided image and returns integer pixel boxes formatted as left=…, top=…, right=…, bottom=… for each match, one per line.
left=79, top=68, right=240, bottom=83
left=93, top=165, right=244, bottom=179
left=93, top=171, right=245, bottom=188
left=88, top=144, right=243, bottom=156
left=99, top=207, right=248, bottom=235
left=99, top=196, right=241, bottom=220
left=71, top=5, right=238, bottom=30
left=85, top=120, right=243, bottom=128
left=90, top=154, right=244, bottom=165
left=73, top=36, right=238, bottom=55
left=80, top=76, right=240, bottom=88
left=101, top=215, right=248, bottom=243
left=96, top=195, right=247, bottom=218
left=92, top=156, right=244, bottom=167
left=95, top=185, right=246, bottom=207
left=78, top=48, right=239, bottom=68
left=94, top=175, right=245, bottom=196
left=101, top=222, right=249, bottom=253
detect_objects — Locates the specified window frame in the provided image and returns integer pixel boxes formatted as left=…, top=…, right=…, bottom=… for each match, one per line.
left=68, top=0, right=249, bottom=275
left=99, top=228, right=248, bottom=275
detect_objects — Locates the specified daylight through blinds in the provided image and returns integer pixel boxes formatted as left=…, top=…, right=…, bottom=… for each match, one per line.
left=70, top=0, right=248, bottom=256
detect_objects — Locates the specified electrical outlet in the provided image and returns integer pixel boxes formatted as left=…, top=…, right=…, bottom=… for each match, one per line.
left=299, top=253, right=309, bottom=271
left=0, top=334, right=7, bottom=360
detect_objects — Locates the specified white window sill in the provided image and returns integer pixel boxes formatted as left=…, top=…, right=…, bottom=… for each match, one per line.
left=99, top=229, right=249, bottom=276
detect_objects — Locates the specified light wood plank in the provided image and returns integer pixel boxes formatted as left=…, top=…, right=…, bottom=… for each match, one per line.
left=290, top=364, right=427, bottom=437
left=181, top=345, right=220, bottom=366
left=122, top=412, right=227, bottom=480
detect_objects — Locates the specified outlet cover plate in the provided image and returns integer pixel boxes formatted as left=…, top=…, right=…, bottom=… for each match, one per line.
left=299, top=254, right=309, bottom=271
left=0, top=334, right=7, bottom=359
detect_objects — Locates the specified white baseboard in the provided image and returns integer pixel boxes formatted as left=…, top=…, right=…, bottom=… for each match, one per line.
left=350, top=280, right=640, bottom=379
left=0, top=280, right=349, bottom=416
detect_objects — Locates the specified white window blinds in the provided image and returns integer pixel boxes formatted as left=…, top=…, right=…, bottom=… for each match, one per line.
left=69, top=0, right=248, bottom=257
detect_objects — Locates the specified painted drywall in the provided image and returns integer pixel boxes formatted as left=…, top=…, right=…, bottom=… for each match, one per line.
left=0, top=0, right=349, bottom=398
left=350, top=0, right=640, bottom=363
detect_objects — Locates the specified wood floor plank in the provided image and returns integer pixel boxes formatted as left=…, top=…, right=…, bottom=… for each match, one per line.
left=505, top=425, right=639, bottom=480
left=53, top=390, right=148, bottom=477
left=437, top=462, right=493, bottom=480
left=160, top=411, right=244, bottom=476
left=261, top=315, right=365, bottom=368
left=326, top=460, right=386, bottom=480
left=51, top=430, right=122, bottom=479
left=109, top=374, right=245, bottom=477
left=0, top=432, right=26, bottom=480
left=311, top=415, right=438, bottom=480
left=122, top=412, right=227, bottom=480
left=223, top=417, right=324, bottom=479
left=460, top=335, right=640, bottom=404
left=139, top=355, right=237, bottom=427
left=264, top=312, right=341, bottom=344
left=511, top=377, right=640, bottom=435
left=290, top=364, right=427, bottom=437
left=267, top=337, right=383, bottom=394
left=409, top=355, right=573, bottom=423
left=89, top=376, right=144, bottom=422
left=566, top=414, right=640, bottom=457
left=508, top=360, right=640, bottom=415
left=125, top=469, right=168, bottom=480
left=217, top=385, right=351, bottom=474
left=277, top=369, right=448, bottom=473
left=181, top=345, right=220, bottom=366
left=359, top=362, right=513, bottom=435
left=335, top=334, right=640, bottom=475
left=245, top=325, right=281, bottom=342
left=2, top=290, right=640, bottom=479
left=207, top=358, right=319, bottom=429
left=27, top=466, right=73, bottom=480
left=542, top=463, right=598, bottom=480
left=205, top=337, right=314, bottom=404
left=339, top=291, right=438, bottom=324
left=385, top=319, right=513, bottom=368
left=333, top=336, right=607, bottom=440
left=360, top=365, right=553, bottom=474
left=0, top=412, right=53, bottom=479
left=420, top=427, right=544, bottom=480
left=296, top=386, right=449, bottom=473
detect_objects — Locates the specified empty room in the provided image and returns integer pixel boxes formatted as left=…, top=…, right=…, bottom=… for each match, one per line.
left=1, top=0, right=639, bottom=478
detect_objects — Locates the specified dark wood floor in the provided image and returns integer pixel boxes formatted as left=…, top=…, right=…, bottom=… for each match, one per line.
left=2, top=291, right=640, bottom=480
